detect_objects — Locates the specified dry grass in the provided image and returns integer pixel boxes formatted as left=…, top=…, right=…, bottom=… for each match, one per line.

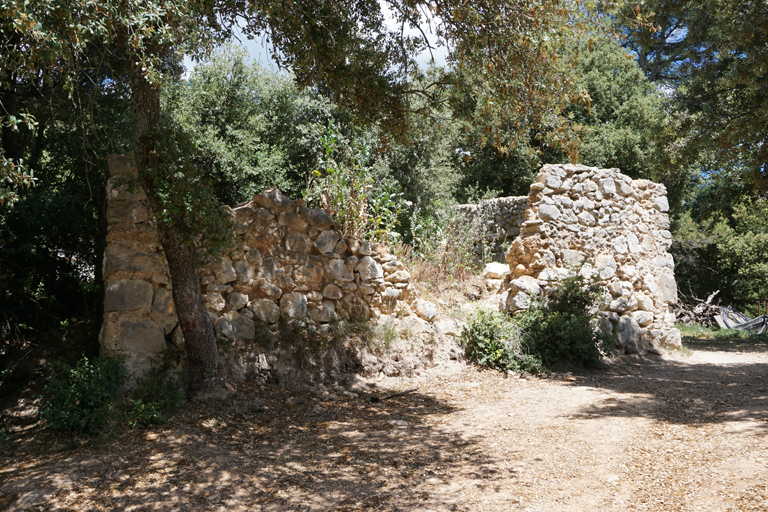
left=395, top=242, right=487, bottom=306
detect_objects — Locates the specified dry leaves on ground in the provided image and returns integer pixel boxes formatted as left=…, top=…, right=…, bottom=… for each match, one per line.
left=2, top=338, right=767, bottom=511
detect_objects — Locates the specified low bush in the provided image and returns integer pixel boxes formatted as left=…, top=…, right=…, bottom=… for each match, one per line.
left=38, top=355, right=127, bottom=433
left=125, top=357, right=184, bottom=430
left=461, top=309, right=545, bottom=373
left=516, top=275, right=609, bottom=368
left=38, top=354, right=183, bottom=434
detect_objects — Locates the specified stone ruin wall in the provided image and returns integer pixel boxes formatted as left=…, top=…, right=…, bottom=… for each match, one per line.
left=501, top=164, right=682, bottom=354
left=100, top=154, right=458, bottom=381
left=455, top=196, right=528, bottom=261
left=101, top=154, right=681, bottom=381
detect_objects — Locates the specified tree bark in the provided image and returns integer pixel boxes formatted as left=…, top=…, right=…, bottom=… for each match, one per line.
left=129, top=61, right=222, bottom=396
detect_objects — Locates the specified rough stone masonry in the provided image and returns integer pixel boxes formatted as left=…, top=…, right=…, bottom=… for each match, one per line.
left=101, top=155, right=680, bottom=379
left=500, top=164, right=682, bottom=354
left=455, top=196, right=528, bottom=261
left=99, top=154, right=451, bottom=379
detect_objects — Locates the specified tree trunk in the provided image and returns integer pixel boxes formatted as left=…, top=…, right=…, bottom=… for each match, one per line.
left=129, top=62, right=222, bottom=397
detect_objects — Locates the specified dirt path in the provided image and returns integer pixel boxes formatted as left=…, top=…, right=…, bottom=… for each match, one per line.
left=2, top=339, right=768, bottom=512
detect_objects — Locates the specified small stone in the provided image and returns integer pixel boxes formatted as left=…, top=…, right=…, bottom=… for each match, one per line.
left=321, top=284, right=342, bottom=299
left=358, top=241, right=373, bottom=256
left=656, top=271, right=678, bottom=304
left=510, top=276, right=542, bottom=296
left=632, top=311, right=654, bottom=327
left=104, top=279, right=153, bottom=312
left=599, top=178, right=616, bottom=195
left=653, top=196, right=670, bottom=212
left=205, top=292, right=226, bottom=312
left=309, top=300, right=336, bottom=323
left=609, top=297, right=628, bottom=312
left=234, top=259, right=253, bottom=283
left=215, top=311, right=255, bottom=343
left=577, top=211, right=596, bottom=226
left=118, top=319, right=166, bottom=356
left=285, top=232, right=312, bottom=253
left=385, top=269, right=411, bottom=283
left=329, top=259, right=354, bottom=282
left=505, top=291, right=531, bottom=312
left=228, top=292, right=249, bottom=310
left=356, top=256, right=383, bottom=280
left=415, top=300, right=438, bottom=321
left=214, top=256, right=238, bottom=284
left=595, top=254, right=617, bottom=280
left=251, top=299, right=281, bottom=324
left=314, top=230, right=340, bottom=254
left=617, top=315, right=641, bottom=353
left=254, top=187, right=294, bottom=210
left=278, top=211, right=309, bottom=232
left=280, top=292, right=307, bottom=320
left=538, top=204, right=560, bottom=221
left=306, top=208, right=335, bottom=229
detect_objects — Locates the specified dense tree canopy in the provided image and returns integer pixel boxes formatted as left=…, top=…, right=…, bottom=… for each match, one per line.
left=2, top=0, right=594, bottom=395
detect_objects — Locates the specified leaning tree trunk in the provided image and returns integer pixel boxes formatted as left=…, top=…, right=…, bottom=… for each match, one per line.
left=130, top=62, right=222, bottom=396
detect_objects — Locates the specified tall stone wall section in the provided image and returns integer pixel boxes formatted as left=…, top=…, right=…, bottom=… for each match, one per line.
left=100, top=154, right=421, bottom=376
left=455, top=196, right=528, bottom=261
left=502, top=164, right=681, bottom=354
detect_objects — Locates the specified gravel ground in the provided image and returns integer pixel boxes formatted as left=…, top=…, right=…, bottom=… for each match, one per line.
left=2, top=337, right=767, bottom=512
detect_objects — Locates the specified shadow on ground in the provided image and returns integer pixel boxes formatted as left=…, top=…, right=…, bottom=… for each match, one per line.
left=567, top=339, right=768, bottom=432
left=683, top=335, right=768, bottom=353
left=1, top=382, right=493, bottom=511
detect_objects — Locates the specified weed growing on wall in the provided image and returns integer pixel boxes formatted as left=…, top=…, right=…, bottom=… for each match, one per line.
left=304, top=125, right=404, bottom=246
left=516, top=275, right=609, bottom=368
left=461, top=309, right=545, bottom=373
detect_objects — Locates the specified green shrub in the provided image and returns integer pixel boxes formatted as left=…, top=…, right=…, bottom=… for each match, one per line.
left=38, top=355, right=127, bottom=433
left=516, top=275, right=609, bottom=368
left=461, top=309, right=545, bottom=373
left=125, top=357, right=184, bottom=430
left=39, top=354, right=183, bottom=433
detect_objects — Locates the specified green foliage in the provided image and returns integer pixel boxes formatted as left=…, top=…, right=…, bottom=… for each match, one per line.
left=712, top=329, right=768, bottom=343
left=304, top=125, right=404, bottom=245
left=164, top=45, right=335, bottom=203
left=675, top=1, right=768, bottom=193
left=571, top=35, right=667, bottom=181
left=623, top=0, right=768, bottom=197
left=124, top=357, right=184, bottom=429
left=516, top=275, right=608, bottom=368
left=398, top=205, right=485, bottom=286
left=672, top=198, right=768, bottom=315
left=678, top=323, right=768, bottom=344
left=670, top=211, right=721, bottom=305
left=144, top=125, right=236, bottom=261
left=461, top=309, right=544, bottom=374
left=711, top=198, right=768, bottom=310
left=38, top=354, right=183, bottom=434
left=0, top=113, right=37, bottom=206
left=38, top=355, right=127, bottom=433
